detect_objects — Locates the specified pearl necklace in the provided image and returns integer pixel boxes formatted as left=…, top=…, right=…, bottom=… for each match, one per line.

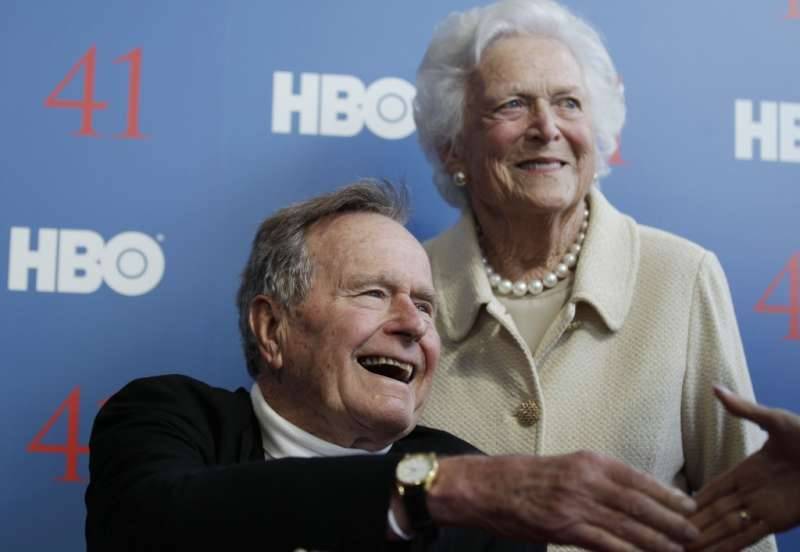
left=482, top=206, right=589, bottom=297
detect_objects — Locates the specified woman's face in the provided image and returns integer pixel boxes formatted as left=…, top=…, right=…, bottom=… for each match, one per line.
left=454, top=34, right=596, bottom=218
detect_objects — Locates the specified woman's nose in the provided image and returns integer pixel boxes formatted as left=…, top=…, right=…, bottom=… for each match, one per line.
left=526, top=103, right=560, bottom=142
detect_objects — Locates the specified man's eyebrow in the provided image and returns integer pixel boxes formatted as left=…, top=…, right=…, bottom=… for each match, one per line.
left=345, top=273, right=389, bottom=290
left=346, top=274, right=437, bottom=306
left=413, top=287, right=438, bottom=309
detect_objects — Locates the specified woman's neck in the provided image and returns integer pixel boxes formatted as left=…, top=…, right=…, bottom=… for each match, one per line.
left=473, top=197, right=588, bottom=282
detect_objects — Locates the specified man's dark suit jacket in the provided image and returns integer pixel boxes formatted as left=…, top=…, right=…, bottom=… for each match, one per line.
left=85, top=374, right=545, bottom=552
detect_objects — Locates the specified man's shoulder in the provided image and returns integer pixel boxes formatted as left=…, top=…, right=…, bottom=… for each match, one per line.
left=112, top=373, right=250, bottom=410
left=397, top=425, right=483, bottom=455
left=101, top=374, right=256, bottom=440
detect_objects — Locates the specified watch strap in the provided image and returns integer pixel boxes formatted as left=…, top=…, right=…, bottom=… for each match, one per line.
left=396, top=453, right=439, bottom=542
left=401, top=483, right=437, bottom=538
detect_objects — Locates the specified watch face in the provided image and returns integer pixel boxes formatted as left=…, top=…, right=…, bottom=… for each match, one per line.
left=397, top=455, right=433, bottom=485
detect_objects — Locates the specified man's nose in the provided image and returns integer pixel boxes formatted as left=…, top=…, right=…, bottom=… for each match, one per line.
left=384, top=297, right=428, bottom=342
left=526, top=102, right=560, bottom=143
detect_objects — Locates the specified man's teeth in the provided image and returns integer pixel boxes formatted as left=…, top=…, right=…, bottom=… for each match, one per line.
left=518, top=161, right=562, bottom=170
left=360, top=356, right=412, bottom=370
left=359, top=356, right=414, bottom=383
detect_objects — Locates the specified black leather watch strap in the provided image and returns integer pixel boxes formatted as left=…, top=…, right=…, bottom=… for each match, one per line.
left=401, top=484, right=437, bottom=539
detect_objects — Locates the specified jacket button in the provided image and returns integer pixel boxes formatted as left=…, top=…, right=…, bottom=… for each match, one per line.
left=514, top=399, right=540, bottom=427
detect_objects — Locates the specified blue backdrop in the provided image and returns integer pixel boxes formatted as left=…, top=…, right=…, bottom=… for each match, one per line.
left=1, top=1, right=798, bottom=550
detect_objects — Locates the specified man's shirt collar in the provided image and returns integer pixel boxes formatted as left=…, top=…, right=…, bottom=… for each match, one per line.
left=250, top=383, right=391, bottom=459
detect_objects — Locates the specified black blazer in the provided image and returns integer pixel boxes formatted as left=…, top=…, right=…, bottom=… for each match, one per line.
left=85, top=374, right=545, bottom=552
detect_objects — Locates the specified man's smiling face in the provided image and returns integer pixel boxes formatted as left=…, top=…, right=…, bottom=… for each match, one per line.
left=272, top=212, right=440, bottom=450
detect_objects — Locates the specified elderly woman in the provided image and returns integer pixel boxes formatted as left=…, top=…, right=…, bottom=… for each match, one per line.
left=413, top=1, right=776, bottom=550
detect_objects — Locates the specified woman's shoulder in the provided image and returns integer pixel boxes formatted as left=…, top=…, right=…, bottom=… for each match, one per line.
left=635, top=223, right=724, bottom=285
left=423, top=214, right=473, bottom=258
left=637, top=223, right=708, bottom=259
left=423, top=215, right=483, bottom=288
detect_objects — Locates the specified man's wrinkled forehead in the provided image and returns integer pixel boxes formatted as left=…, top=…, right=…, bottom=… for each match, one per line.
left=307, top=212, right=435, bottom=292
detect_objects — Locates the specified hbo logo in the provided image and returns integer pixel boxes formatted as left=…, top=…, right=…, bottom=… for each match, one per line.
left=735, top=99, right=800, bottom=162
left=7, top=227, right=165, bottom=296
left=271, top=71, right=416, bottom=140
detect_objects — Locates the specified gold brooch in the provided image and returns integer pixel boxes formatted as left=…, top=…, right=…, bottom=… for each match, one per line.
left=515, top=399, right=540, bottom=427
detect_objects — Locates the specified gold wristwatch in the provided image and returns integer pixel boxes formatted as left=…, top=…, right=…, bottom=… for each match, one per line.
left=395, top=452, right=439, bottom=538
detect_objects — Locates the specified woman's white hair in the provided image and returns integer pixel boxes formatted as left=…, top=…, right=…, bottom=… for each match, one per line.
left=413, top=0, right=625, bottom=209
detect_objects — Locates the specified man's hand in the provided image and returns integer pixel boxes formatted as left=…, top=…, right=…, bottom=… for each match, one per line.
left=688, top=386, right=800, bottom=551
left=428, top=450, right=698, bottom=552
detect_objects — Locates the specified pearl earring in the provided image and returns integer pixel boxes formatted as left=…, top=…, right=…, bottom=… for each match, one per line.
left=452, top=171, right=467, bottom=187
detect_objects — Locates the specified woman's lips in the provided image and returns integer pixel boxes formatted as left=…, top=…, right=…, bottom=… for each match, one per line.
left=516, top=159, right=566, bottom=172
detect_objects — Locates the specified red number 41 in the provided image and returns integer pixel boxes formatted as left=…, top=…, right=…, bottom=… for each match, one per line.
left=755, top=253, right=800, bottom=340
left=26, top=387, right=90, bottom=482
left=788, top=0, right=800, bottom=19
left=44, top=45, right=144, bottom=138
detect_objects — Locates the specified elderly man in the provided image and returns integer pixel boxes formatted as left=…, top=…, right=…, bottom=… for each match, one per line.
left=86, top=181, right=700, bottom=552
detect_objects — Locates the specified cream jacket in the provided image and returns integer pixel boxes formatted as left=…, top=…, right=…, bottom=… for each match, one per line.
left=423, top=188, right=775, bottom=551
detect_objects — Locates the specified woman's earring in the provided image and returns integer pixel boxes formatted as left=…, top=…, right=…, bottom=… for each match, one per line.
left=452, top=171, right=467, bottom=187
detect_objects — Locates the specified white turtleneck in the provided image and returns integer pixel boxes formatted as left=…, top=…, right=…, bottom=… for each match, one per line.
left=249, top=383, right=392, bottom=459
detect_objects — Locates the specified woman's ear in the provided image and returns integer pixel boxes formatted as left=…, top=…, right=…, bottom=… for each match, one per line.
left=249, top=295, right=286, bottom=372
left=438, top=140, right=465, bottom=176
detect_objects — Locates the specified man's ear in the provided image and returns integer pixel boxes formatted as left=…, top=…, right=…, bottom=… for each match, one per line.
left=249, top=295, right=287, bottom=372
